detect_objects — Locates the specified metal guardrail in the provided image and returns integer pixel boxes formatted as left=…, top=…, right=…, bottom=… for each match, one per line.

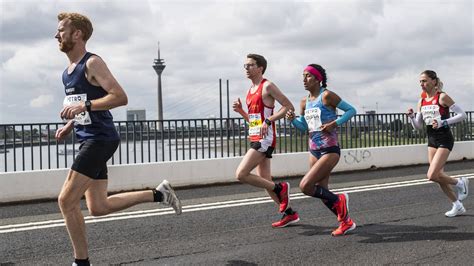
left=1, top=112, right=473, bottom=172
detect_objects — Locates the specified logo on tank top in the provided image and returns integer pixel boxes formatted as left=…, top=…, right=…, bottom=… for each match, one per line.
left=65, top=87, right=75, bottom=94
left=249, top=103, right=260, bottom=112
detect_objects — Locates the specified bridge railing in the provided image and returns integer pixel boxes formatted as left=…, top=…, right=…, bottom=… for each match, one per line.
left=1, top=112, right=472, bottom=172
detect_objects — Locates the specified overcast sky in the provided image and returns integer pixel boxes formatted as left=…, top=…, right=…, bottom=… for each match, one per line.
left=0, top=0, right=473, bottom=124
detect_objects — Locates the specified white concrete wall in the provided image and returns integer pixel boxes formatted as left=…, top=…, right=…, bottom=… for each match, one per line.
left=1, top=142, right=472, bottom=203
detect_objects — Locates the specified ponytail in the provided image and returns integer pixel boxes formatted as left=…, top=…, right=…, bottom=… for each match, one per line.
left=435, top=78, right=443, bottom=92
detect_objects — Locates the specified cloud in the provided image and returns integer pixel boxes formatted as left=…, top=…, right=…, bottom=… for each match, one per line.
left=30, top=94, right=54, bottom=108
left=0, top=0, right=473, bottom=124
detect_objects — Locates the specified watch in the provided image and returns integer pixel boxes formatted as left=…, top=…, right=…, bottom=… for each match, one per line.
left=442, top=120, right=448, bottom=128
left=85, top=100, right=92, bottom=112
left=264, top=118, right=272, bottom=125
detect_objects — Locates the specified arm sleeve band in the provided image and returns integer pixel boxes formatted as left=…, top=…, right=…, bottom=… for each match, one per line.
left=435, top=104, right=467, bottom=127
left=291, top=116, right=308, bottom=132
left=335, top=100, right=356, bottom=125
left=410, top=112, right=423, bottom=130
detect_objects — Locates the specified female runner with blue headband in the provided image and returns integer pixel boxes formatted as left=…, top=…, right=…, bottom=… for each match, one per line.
left=286, top=64, right=357, bottom=236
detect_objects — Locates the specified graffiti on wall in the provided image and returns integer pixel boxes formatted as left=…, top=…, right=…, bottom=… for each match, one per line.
left=344, top=149, right=371, bottom=165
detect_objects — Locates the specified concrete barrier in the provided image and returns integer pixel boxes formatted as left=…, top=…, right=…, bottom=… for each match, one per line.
left=1, top=142, right=472, bottom=203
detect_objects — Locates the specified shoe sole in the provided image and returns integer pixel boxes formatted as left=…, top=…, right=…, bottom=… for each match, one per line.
left=445, top=208, right=466, bottom=218
left=344, top=222, right=357, bottom=235
left=279, top=182, right=290, bottom=213
left=272, top=217, right=300, bottom=228
left=162, top=180, right=183, bottom=215
left=331, top=222, right=357, bottom=236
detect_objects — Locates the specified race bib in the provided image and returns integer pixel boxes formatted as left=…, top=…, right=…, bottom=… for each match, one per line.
left=63, top=93, right=91, bottom=125
left=305, top=107, right=322, bottom=132
left=248, top=113, right=262, bottom=136
left=421, top=105, right=440, bottom=125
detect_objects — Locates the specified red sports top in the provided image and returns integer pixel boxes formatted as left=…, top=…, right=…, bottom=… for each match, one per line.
left=246, top=78, right=276, bottom=145
left=420, top=91, right=450, bottom=131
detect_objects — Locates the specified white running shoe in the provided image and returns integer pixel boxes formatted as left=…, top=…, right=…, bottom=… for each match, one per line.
left=444, top=204, right=466, bottom=218
left=457, top=177, right=469, bottom=201
left=157, top=180, right=182, bottom=215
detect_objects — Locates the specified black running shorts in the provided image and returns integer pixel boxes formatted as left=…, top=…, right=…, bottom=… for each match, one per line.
left=71, top=139, right=119, bottom=179
left=250, top=141, right=274, bottom=158
left=310, top=145, right=341, bottom=159
left=427, top=131, right=454, bottom=151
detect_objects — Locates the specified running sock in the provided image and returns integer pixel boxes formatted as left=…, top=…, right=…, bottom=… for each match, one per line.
left=152, top=189, right=163, bottom=202
left=455, top=179, right=464, bottom=189
left=313, top=186, right=339, bottom=216
left=285, top=207, right=295, bottom=215
left=321, top=199, right=338, bottom=216
left=312, top=185, right=339, bottom=204
left=273, top=183, right=282, bottom=195
left=74, top=258, right=90, bottom=266
left=453, top=200, right=462, bottom=208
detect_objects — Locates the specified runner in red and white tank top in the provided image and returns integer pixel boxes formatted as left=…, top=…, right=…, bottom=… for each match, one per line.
left=407, top=70, right=468, bottom=218
left=233, top=54, right=299, bottom=228
left=246, top=78, right=276, bottom=149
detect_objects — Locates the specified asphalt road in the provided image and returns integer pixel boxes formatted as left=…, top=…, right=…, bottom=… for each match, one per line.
left=1, top=160, right=473, bottom=265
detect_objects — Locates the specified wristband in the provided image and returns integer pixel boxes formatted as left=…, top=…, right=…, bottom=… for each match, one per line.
left=264, top=118, right=272, bottom=125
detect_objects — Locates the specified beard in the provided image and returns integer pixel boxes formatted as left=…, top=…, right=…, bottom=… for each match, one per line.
left=59, top=38, right=74, bottom=53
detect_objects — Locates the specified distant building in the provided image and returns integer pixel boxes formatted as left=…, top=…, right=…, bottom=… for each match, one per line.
left=127, top=109, right=146, bottom=121
left=365, top=110, right=379, bottom=128
left=365, top=110, right=376, bottom=115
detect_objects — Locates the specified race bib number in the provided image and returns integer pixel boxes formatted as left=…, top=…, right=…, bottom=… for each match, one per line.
left=421, top=105, right=440, bottom=125
left=63, top=93, right=91, bottom=125
left=248, top=113, right=262, bottom=136
left=305, top=107, right=322, bottom=132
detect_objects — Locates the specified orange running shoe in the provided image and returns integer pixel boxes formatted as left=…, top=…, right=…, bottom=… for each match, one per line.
left=331, top=218, right=356, bottom=236
left=277, top=182, right=290, bottom=213
left=334, top=193, right=349, bottom=222
left=272, top=212, right=300, bottom=228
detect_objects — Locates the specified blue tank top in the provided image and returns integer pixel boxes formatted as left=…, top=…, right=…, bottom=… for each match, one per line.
left=62, top=52, right=119, bottom=141
left=304, top=88, right=338, bottom=150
